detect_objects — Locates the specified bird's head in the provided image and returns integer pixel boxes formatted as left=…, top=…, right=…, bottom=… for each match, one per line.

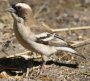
left=9, top=3, right=33, bottom=20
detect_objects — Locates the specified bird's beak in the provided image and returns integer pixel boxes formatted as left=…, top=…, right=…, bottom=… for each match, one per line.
left=6, top=7, right=16, bottom=13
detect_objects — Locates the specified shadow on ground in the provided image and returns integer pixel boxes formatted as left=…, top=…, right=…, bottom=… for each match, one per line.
left=0, top=56, right=78, bottom=76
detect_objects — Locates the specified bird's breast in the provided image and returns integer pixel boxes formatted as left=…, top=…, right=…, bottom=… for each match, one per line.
left=13, top=23, right=35, bottom=51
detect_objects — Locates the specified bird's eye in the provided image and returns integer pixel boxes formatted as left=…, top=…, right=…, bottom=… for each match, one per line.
left=17, top=6, right=21, bottom=10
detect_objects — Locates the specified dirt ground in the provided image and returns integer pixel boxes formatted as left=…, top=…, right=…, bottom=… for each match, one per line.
left=0, top=0, right=90, bottom=81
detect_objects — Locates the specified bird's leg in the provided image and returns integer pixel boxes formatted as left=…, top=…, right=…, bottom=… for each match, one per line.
left=39, top=60, right=46, bottom=75
left=36, top=55, right=48, bottom=78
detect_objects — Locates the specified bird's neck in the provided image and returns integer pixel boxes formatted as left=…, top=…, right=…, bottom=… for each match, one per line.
left=23, top=11, right=36, bottom=25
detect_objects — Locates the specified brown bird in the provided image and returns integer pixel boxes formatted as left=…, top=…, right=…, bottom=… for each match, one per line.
left=8, top=3, right=85, bottom=76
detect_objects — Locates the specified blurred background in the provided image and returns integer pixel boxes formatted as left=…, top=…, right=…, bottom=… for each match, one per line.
left=0, top=0, right=90, bottom=81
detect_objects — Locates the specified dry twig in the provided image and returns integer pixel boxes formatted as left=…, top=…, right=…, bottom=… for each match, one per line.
left=52, top=26, right=90, bottom=32
left=42, top=22, right=90, bottom=32
left=6, top=51, right=30, bottom=58
left=71, top=39, right=90, bottom=48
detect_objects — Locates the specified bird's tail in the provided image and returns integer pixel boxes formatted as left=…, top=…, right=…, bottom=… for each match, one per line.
left=55, top=47, right=86, bottom=59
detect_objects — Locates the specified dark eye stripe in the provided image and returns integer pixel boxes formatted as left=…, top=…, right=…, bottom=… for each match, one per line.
left=11, top=4, right=17, bottom=10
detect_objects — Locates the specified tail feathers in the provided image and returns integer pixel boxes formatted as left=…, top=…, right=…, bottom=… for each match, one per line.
left=56, top=47, right=77, bottom=54
left=55, top=47, right=86, bottom=59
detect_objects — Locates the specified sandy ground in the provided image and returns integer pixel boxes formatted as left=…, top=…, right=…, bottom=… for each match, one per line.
left=0, top=0, right=90, bottom=81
